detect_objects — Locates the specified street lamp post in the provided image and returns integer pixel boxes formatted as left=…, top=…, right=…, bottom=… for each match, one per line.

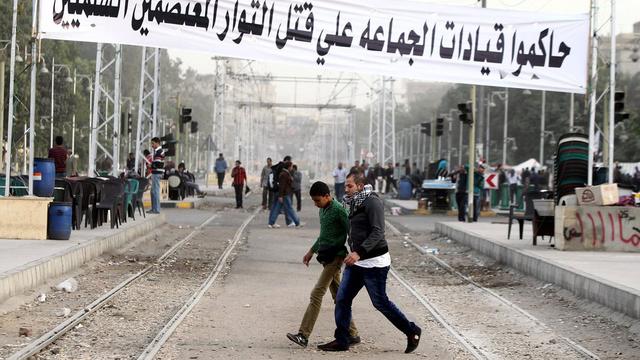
left=73, top=71, right=93, bottom=156
left=539, top=90, right=546, bottom=165
left=48, top=58, right=73, bottom=148
left=486, top=90, right=506, bottom=165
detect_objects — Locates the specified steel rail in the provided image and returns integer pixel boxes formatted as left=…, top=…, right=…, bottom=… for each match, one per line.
left=385, top=220, right=600, bottom=360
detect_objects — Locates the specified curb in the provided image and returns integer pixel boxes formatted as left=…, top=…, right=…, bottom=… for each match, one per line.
left=435, top=222, right=640, bottom=319
left=0, top=214, right=166, bottom=303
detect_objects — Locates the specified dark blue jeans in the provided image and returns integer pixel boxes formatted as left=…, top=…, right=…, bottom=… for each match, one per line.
left=335, top=182, right=345, bottom=202
left=334, top=265, right=417, bottom=347
left=268, top=195, right=299, bottom=226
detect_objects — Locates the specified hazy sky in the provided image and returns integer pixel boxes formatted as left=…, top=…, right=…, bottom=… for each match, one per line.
left=169, top=0, right=640, bottom=107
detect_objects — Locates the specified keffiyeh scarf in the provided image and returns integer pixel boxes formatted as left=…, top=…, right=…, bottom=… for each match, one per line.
left=343, top=184, right=373, bottom=215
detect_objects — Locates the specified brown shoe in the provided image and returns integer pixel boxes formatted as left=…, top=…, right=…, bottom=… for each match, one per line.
left=318, top=340, right=349, bottom=352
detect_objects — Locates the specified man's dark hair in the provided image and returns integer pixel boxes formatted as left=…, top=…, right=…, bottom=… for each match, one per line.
left=347, top=171, right=367, bottom=185
left=178, top=163, right=185, bottom=170
left=236, top=160, right=241, bottom=165
left=151, top=137, right=161, bottom=144
left=283, top=160, right=292, bottom=169
left=143, top=149, right=150, bottom=156
left=292, top=164, right=298, bottom=170
left=219, top=153, right=224, bottom=157
left=309, top=181, right=330, bottom=197
left=283, top=155, right=292, bottom=162
left=267, top=157, right=272, bottom=162
left=55, top=136, right=63, bottom=146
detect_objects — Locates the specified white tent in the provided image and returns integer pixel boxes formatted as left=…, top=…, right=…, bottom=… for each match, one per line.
left=512, top=159, right=542, bottom=172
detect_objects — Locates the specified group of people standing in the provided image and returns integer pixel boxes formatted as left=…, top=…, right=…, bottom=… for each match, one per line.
left=336, top=159, right=423, bottom=197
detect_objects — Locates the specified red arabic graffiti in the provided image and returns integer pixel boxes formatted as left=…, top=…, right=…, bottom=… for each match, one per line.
left=565, top=209, right=640, bottom=247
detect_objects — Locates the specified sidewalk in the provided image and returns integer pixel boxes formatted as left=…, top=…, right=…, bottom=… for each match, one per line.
left=389, top=216, right=640, bottom=319
left=0, top=213, right=166, bottom=303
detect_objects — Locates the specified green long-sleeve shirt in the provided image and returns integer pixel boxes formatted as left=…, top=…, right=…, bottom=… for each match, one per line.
left=311, top=199, right=349, bottom=257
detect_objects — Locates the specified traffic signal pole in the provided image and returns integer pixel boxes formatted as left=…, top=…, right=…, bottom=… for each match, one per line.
left=176, top=93, right=181, bottom=164
left=467, top=86, right=477, bottom=223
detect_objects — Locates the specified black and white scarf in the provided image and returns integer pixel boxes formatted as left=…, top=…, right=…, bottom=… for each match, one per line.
left=343, top=184, right=373, bottom=215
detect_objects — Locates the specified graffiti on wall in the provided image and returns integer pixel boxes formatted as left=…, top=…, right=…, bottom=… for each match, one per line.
left=562, top=207, right=640, bottom=248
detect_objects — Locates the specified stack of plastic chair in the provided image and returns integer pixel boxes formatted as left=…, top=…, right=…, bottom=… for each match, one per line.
left=554, top=133, right=589, bottom=205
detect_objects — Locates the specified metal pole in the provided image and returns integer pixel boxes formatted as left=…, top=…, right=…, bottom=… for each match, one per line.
left=486, top=95, right=491, bottom=164
left=540, top=90, right=546, bottom=165
left=133, top=47, right=146, bottom=174
left=27, top=0, right=38, bottom=194
left=50, top=57, right=55, bottom=148
left=72, top=69, right=77, bottom=154
left=112, top=45, right=122, bottom=176
left=447, top=118, right=452, bottom=168
left=5, top=0, right=19, bottom=195
left=608, top=0, right=616, bottom=183
left=0, top=59, right=4, bottom=172
left=502, top=88, right=509, bottom=165
left=587, top=0, right=598, bottom=186
left=569, top=93, right=575, bottom=130
left=458, top=119, right=463, bottom=166
left=467, top=86, right=477, bottom=223
left=89, top=44, right=103, bottom=177
left=152, top=48, right=159, bottom=137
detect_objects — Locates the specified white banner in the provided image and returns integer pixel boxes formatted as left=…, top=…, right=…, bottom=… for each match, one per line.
left=40, top=0, right=589, bottom=93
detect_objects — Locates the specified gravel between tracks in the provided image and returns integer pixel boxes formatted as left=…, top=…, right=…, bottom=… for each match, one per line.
left=387, top=227, right=640, bottom=360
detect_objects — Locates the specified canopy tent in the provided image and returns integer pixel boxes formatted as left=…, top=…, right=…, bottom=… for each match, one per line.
left=512, top=158, right=542, bottom=173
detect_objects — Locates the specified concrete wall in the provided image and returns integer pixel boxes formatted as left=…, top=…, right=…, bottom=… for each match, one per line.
left=0, top=214, right=165, bottom=303
left=435, top=222, right=640, bottom=319
left=555, top=206, right=640, bottom=252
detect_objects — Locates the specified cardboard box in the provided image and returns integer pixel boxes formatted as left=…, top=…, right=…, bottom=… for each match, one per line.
left=575, top=184, right=619, bottom=206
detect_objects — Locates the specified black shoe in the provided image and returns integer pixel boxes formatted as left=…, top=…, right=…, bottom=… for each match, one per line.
left=348, top=335, right=361, bottom=345
left=318, top=340, right=349, bottom=352
left=405, top=326, right=422, bottom=354
left=286, top=332, right=308, bottom=348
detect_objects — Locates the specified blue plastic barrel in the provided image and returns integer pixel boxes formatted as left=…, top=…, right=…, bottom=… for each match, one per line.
left=34, top=158, right=55, bottom=197
left=398, top=178, right=413, bottom=200
left=48, top=202, right=72, bottom=240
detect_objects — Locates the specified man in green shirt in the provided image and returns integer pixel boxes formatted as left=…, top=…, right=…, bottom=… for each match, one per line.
left=286, top=181, right=359, bottom=347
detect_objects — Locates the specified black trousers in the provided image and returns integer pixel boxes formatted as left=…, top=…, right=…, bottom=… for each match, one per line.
left=233, top=184, right=243, bottom=208
left=293, top=189, right=301, bottom=211
left=456, top=192, right=467, bottom=222
left=217, top=172, right=225, bottom=189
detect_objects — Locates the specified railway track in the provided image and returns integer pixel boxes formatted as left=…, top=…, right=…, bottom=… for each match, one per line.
left=385, top=220, right=600, bottom=360
left=8, top=208, right=259, bottom=360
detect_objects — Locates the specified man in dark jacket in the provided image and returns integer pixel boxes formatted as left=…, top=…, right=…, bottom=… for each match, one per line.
left=268, top=160, right=302, bottom=228
left=318, top=172, right=421, bottom=353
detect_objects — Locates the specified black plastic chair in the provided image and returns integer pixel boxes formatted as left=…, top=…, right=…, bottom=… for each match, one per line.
left=94, top=180, right=124, bottom=229
left=507, top=190, right=542, bottom=240
left=134, top=177, right=149, bottom=218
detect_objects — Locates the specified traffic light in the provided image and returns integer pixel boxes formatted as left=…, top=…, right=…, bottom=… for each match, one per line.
left=458, top=102, right=473, bottom=125
left=190, top=121, right=199, bottom=134
left=180, top=107, right=192, bottom=124
left=436, top=117, right=444, bottom=136
left=420, top=122, right=431, bottom=136
left=160, top=133, right=178, bottom=157
left=614, top=91, right=630, bottom=124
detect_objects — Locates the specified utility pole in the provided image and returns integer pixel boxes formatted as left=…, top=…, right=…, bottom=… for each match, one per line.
left=467, top=86, right=477, bottom=223
left=587, top=0, right=598, bottom=186
left=608, top=0, right=616, bottom=183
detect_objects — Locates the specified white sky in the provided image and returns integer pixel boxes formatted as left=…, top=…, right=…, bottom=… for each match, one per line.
left=169, top=0, right=640, bottom=107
